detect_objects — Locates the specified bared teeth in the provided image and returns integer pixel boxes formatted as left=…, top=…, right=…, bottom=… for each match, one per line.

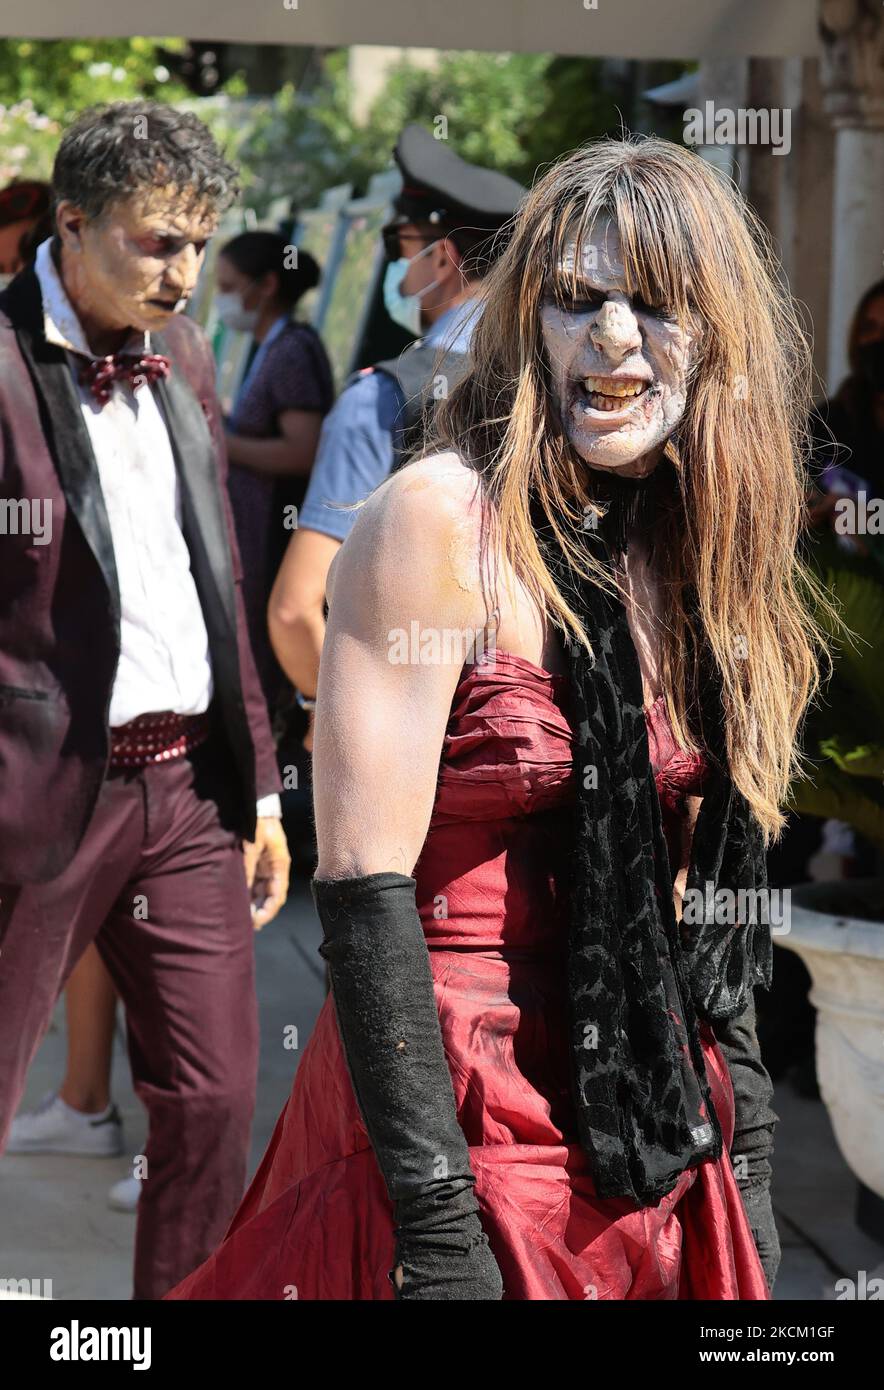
left=580, top=376, right=650, bottom=412
left=582, top=377, right=647, bottom=397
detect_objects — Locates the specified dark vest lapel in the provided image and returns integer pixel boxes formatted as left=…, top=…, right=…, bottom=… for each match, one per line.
left=8, top=265, right=120, bottom=634
left=151, top=341, right=238, bottom=648
left=151, top=350, right=248, bottom=760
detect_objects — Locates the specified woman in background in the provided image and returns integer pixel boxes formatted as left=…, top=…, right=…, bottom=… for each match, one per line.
left=761, top=278, right=884, bottom=1095
left=216, top=232, right=334, bottom=709
left=809, top=278, right=884, bottom=510
left=0, top=179, right=52, bottom=285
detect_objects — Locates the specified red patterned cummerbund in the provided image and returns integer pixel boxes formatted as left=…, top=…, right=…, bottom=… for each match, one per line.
left=109, top=711, right=211, bottom=769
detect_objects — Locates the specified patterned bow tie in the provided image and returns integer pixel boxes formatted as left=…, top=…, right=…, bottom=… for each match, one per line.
left=79, top=352, right=171, bottom=406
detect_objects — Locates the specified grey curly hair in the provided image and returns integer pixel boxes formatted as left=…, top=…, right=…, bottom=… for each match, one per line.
left=51, top=100, right=240, bottom=226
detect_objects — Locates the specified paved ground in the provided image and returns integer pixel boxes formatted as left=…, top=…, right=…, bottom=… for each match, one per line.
left=1, top=877, right=882, bottom=1300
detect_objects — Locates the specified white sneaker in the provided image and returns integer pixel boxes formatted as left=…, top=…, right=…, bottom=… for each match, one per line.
left=108, top=1174, right=142, bottom=1212
left=6, top=1090, right=123, bottom=1157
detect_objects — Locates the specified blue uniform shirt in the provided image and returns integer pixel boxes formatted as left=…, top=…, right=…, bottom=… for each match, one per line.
left=297, top=298, right=482, bottom=542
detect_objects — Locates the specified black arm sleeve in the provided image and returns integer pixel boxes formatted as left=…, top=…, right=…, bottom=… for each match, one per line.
left=712, top=988, right=779, bottom=1187
left=311, top=870, right=503, bottom=1300
left=714, top=988, right=781, bottom=1290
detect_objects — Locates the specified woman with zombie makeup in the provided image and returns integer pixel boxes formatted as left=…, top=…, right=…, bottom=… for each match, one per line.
left=167, top=137, right=829, bottom=1302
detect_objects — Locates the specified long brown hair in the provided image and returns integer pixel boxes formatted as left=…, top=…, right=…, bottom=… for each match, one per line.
left=426, top=135, right=832, bottom=843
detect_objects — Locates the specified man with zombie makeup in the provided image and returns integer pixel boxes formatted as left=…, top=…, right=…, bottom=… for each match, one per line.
left=168, top=137, right=823, bottom=1302
left=0, top=102, right=288, bottom=1299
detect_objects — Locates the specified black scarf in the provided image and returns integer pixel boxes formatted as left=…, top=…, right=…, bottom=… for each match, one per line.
left=533, top=461, right=773, bottom=1206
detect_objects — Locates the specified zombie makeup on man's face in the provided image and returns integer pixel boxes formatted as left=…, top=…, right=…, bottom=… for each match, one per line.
left=57, top=187, right=218, bottom=346
left=540, top=218, right=697, bottom=477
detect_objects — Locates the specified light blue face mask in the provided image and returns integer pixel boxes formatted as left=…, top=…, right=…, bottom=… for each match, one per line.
left=382, top=241, right=440, bottom=335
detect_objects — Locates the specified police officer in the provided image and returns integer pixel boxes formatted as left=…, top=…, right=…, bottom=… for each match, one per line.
left=268, top=125, right=525, bottom=742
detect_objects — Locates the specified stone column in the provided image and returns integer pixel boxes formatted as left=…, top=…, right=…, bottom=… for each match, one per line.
left=695, top=57, right=750, bottom=184
left=819, top=0, right=884, bottom=390
left=785, top=59, right=836, bottom=387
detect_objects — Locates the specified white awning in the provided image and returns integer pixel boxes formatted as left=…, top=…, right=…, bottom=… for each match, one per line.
left=0, top=0, right=821, bottom=61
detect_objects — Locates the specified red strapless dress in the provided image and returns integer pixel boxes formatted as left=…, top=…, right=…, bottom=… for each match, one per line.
left=166, top=652, right=770, bottom=1301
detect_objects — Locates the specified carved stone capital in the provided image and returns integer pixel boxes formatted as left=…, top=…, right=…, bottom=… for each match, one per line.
left=819, top=0, right=884, bottom=128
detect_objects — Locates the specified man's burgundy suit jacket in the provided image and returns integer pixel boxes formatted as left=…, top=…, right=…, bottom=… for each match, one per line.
left=0, top=264, right=281, bottom=884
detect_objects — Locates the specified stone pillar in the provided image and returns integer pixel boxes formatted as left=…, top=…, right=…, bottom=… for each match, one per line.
left=819, top=0, right=884, bottom=390
left=779, top=57, right=835, bottom=391
left=695, top=58, right=750, bottom=184
left=745, top=57, right=786, bottom=244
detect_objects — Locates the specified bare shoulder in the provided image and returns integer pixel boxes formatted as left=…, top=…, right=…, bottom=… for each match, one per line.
left=328, top=452, right=489, bottom=632
left=360, top=450, right=483, bottom=533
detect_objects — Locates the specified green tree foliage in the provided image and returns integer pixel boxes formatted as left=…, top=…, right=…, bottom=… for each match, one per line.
left=221, top=49, right=688, bottom=214
left=0, top=38, right=189, bottom=182
left=0, top=38, right=189, bottom=123
left=0, top=40, right=687, bottom=214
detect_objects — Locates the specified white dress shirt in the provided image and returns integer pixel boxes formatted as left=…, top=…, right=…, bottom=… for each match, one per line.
left=33, top=239, right=280, bottom=819
left=34, top=238, right=213, bottom=728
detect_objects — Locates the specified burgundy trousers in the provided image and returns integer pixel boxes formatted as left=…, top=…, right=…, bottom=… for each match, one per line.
left=0, top=739, right=258, bottom=1299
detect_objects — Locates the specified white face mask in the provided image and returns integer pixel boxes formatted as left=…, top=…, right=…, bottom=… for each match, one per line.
left=382, top=240, right=441, bottom=335
left=215, top=290, right=259, bottom=334
left=0, top=273, right=14, bottom=291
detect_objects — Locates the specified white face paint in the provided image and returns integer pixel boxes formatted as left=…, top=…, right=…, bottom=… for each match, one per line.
left=540, top=218, right=697, bottom=477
